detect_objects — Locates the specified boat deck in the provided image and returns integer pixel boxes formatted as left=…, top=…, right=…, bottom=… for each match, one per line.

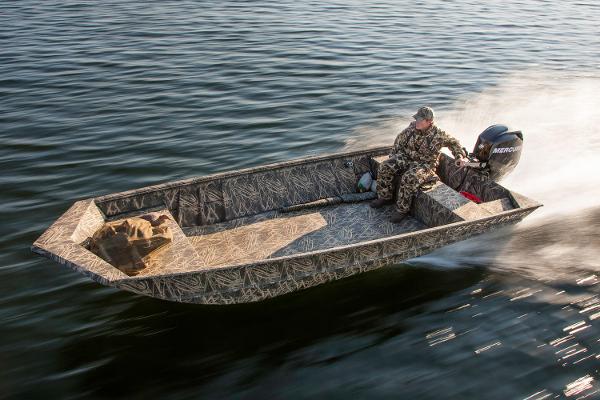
left=183, top=202, right=426, bottom=268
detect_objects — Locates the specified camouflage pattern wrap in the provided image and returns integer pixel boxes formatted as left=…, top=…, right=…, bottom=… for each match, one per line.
left=377, top=122, right=466, bottom=212
left=392, top=122, right=465, bottom=166
left=376, top=155, right=437, bottom=213
left=413, top=106, right=435, bottom=121
left=30, top=146, right=542, bottom=305
left=395, top=164, right=437, bottom=214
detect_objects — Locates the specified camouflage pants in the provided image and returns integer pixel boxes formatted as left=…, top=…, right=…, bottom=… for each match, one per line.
left=376, top=155, right=435, bottom=214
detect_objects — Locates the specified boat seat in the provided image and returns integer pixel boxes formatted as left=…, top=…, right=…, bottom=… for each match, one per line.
left=413, top=182, right=494, bottom=227
left=370, top=155, right=493, bottom=227
left=369, top=155, right=389, bottom=180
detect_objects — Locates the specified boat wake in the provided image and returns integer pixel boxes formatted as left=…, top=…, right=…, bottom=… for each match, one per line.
left=349, top=70, right=600, bottom=280
left=412, top=206, right=600, bottom=282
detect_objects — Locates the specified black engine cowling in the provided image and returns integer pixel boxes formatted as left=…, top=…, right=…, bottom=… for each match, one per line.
left=471, top=124, right=523, bottom=181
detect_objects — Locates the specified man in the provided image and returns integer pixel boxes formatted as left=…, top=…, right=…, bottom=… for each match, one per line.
left=370, top=106, right=466, bottom=223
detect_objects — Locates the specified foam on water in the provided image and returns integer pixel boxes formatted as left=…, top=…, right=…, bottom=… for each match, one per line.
left=350, top=70, right=600, bottom=278
left=3, top=1, right=600, bottom=394
left=440, top=70, right=600, bottom=219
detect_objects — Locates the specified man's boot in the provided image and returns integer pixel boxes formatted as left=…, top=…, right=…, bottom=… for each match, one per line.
left=370, top=198, right=392, bottom=209
left=390, top=211, right=407, bottom=223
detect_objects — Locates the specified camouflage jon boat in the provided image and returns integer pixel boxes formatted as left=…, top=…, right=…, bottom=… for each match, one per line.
left=32, top=126, right=541, bottom=304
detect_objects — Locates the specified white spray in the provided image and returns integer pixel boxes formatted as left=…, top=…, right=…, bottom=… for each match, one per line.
left=349, top=71, right=600, bottom=279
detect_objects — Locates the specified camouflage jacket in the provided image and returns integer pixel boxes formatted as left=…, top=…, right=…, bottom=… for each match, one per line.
left=391, top=122, right=465, bottom=168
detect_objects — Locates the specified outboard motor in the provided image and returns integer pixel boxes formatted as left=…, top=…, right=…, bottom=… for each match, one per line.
left=463, top=124, right=523, bottom=181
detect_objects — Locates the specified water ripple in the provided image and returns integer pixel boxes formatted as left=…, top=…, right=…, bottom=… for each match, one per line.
left=1, top=0, right=600, bottom=398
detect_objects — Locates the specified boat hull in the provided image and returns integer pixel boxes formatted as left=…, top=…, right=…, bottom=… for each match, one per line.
left=33, top=201, right=536, bottom=305
left=32, top=146, right=541, bottom=304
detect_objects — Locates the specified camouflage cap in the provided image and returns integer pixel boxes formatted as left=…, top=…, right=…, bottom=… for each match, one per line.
left=412, top=106, right=435, bottom=121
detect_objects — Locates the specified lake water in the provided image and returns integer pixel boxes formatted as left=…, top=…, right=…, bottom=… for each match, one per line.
left=1, top=1, right=600, bottom=399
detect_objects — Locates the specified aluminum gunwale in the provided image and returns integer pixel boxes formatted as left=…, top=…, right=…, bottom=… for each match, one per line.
left=94, top=146, right=391, bottom=204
